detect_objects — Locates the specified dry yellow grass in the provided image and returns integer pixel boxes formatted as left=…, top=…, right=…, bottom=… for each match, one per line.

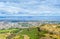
left=23, top=35, right=30, bottom=39
left=0, top=33, right=10, bottom=39
left=12, top=35, right=20, bottom=39
left=40, top=24, right=60, bottom=33
left=45, top=33, right=60, bottom=39
left=40, top=24, right=60, bottom=39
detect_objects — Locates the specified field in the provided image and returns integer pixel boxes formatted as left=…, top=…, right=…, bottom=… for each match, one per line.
left=0, top=24, right=60, bottom=39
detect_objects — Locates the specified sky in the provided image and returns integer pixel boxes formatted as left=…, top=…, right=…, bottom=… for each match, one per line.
left=0, top=0, right=60, bottom=16
left=0, top=0, right=60, bottom=21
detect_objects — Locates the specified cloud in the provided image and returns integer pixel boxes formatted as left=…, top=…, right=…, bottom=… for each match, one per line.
left=0, top=2, right=21, bottom=13
left=0, top=0, right=60, bottom=16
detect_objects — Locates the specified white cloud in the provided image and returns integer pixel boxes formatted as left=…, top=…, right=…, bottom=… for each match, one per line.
left=0, top=2, right=20, bottom=14
left=0, top=0, right=60, bottom=16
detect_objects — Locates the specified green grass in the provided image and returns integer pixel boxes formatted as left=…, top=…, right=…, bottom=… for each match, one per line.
left=0, top=28, right=21, bottom=33
left=20, top=28, right=39, bottom=39
left=0, top=27, right=49, bottom=39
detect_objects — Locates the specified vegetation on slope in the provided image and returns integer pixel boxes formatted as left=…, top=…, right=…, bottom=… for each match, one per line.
left=0, top=24, right=60, bottom=39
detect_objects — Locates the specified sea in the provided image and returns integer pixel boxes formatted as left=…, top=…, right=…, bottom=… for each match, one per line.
left=0, top=16, right=60, bottom=22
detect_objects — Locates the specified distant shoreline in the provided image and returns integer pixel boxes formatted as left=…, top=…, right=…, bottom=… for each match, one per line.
left=0, top=16, right=60, bottom=21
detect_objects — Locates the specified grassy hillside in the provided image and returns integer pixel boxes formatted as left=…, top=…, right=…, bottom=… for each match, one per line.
left=0, top=24, right=60, bottom=39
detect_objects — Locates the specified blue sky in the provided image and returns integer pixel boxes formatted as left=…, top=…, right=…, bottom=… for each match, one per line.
left=0, top=0, right=60, bottom=16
